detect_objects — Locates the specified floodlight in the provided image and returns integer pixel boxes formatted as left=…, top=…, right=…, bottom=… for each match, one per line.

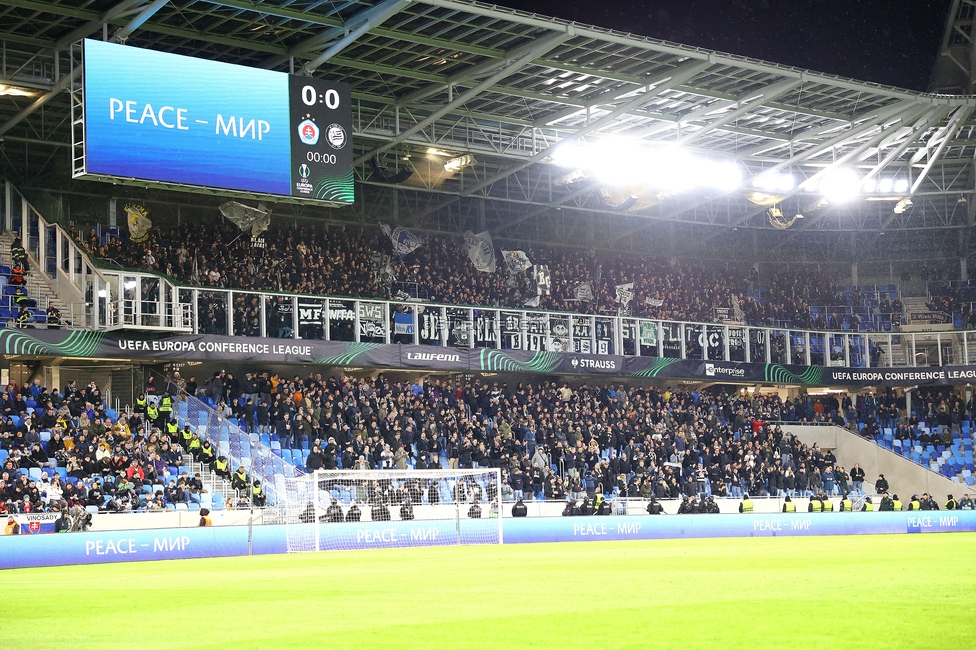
left=818, top=168, right=861, bottom=203
left=554, top=169, right=587, bottom=186
left=893, top=179, right=909, bottom=193
left=0, top=84, right=33, bottom=97
left=444, top=154, right=476, bottom=172
left=878, top=178, right=893, bottom=193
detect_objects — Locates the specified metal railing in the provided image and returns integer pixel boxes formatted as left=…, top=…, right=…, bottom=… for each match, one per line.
left=170, top=389, right=301, bottom=507
left=8, top=179, right=976, bottom=369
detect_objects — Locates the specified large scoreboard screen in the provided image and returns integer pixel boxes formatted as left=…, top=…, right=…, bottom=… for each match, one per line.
left=79, top=39, right=353, bottom=204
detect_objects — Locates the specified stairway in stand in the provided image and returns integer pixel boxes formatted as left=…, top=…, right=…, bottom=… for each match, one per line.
left=180, top=451, right=238, bottom=511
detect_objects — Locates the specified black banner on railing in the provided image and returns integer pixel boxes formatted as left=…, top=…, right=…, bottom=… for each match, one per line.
left=1, top=329, right=974, bottom=387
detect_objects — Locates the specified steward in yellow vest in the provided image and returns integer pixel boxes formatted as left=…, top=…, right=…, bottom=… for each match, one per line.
left=863, top=498, right=875, bottom=511
left=892, top=497, right=903, bottom=511
left=822, top=497, right=834, bottom=512
left=738, top=496, right=754, bottom=513
left=782, top=496, right=796, bottom=513
left=214, top=456, right=230, bottom=479
left=840, top=495, right=853, bottom=511
left=809, top=497, right=823, bottom=512
left=135, top=394, right=147, bottom=414
left=180, top=426, right=193, bottom=450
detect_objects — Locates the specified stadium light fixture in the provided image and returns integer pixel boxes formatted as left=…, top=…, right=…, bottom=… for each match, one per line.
left=752, top=171, right=794, bottom=193
left=817, top=167, right=861, bottom=203
left=551, top=140, right=740, bottom=193
left=893, top=178, right=909, bottom=194
left=554, top=169, right=587, bottom=186
left=444, top=154, right=476, bottom=172
left=893, top=197, right=913, bottom=213
left=0, top=84, right=33, bottom=97
left=878, top=178, right=894, bottom=193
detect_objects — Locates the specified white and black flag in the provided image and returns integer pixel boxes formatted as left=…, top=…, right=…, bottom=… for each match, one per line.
left=615, top=282, right=635, bottom=306
left=463, top=230, right=496, bottom=273
left=532, top=265, right=552, bottom=296
left=502, top=250, right=532, bottom=274
left=573, top=282, right=593, bottom=302
left=380, top=224, right=426, bottom=258
left=616, top=281, right=635, bottom=317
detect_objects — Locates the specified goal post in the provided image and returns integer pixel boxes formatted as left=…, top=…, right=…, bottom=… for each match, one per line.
left=283, top=468, right=503, bottom=553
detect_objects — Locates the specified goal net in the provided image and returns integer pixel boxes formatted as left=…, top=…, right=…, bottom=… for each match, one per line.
left=283, top=469, right=502, bottom=552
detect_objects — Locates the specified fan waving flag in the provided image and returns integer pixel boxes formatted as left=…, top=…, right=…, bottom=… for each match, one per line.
left=502, top=250, right=532, bottom=274
left=464, top=230, right=496, bottom=272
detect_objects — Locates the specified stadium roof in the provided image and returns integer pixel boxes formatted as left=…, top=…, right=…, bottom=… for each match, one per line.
left=1, top=0, right=976, bottom=266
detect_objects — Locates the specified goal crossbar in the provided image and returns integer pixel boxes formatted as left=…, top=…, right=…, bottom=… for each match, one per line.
left=283, top=468, right=503, bottom=552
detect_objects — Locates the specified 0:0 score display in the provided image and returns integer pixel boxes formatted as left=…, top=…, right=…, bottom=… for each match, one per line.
left=301, top=85, right=341, bottom=109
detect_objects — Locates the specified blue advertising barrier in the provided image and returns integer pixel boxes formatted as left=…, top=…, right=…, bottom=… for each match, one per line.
left=2, top=512, right=974, bottom=570
left=502, top=510, right=976, bottom=543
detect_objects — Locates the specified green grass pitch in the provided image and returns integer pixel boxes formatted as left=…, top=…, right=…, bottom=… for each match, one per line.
left=4, top=533, right=975, bottom=649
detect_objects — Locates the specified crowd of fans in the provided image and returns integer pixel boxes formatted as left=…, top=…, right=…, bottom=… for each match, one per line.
left=0, top=377, right=260, bottom=517
left=4, top=365, right=968, bottom=518
left=76, top=221, right=862, bottom=329
left=190, top=368, right=888, bottom=502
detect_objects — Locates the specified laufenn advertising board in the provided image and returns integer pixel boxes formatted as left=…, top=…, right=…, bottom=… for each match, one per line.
left=80, top=39, right=353, bottom=204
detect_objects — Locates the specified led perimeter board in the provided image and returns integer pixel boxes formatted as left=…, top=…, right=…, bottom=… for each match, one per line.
left=76, top=39, right=353, bottom=205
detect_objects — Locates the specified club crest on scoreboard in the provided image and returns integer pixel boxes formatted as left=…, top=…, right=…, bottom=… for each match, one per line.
left=298, top=119, right=320, bottom=146
left=326, top=123, right=347, bottom=149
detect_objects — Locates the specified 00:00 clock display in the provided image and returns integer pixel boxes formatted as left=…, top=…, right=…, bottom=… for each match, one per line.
left=307, top=151, right=337, bottom=164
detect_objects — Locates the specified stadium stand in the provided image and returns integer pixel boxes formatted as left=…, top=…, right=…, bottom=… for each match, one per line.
left=855, top=387, right=976, bottom=485
left=74, top=221, right=901, bottom=332
left=181, top=369, right=880, bottom=502
left=1, top=369, right=894, bottom=516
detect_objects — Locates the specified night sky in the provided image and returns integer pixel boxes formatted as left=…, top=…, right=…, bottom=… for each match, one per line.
left=497, top=0, right=953, bottom=92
